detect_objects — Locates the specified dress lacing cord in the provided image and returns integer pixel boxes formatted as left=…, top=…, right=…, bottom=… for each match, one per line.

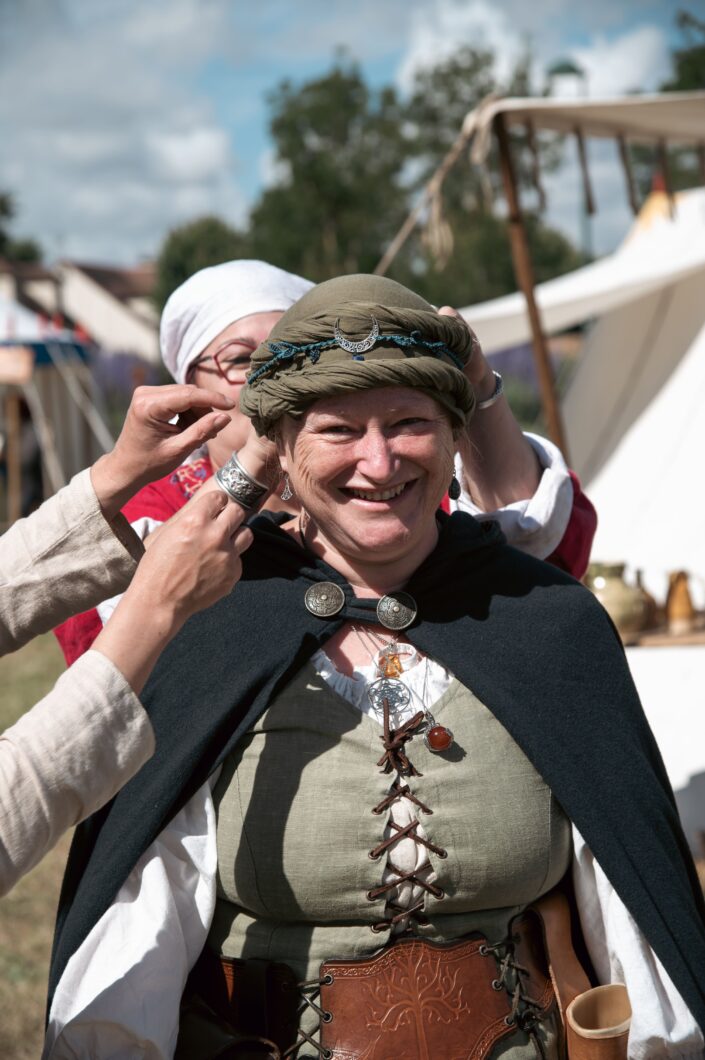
left=372, top=779, right=432, bottom=816
left=281, top=974, right=334, bottom=1060
left=367, top=859, right=444, bottom=902
left=367, top=697, right=447, bottom=934
left=479, top=936, right=549, bottom=1060
left=368, top=818, right=447, bottom=861
left=376, top=708, right=426, bottom=777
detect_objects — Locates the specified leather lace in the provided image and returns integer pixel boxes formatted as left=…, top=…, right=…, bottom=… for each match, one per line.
left=481, top=935, right=549, bottom=1060
left=281, top=975, right=334, bottom=1059
left=367, top=697, right=447, bottom=934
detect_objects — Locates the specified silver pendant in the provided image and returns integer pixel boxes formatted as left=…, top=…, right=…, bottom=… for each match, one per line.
left=334, top=315, right=380, bottom=356
left=304, top=582, right=345, bottom=618
left=377, top=592, right=417, bottom=631
left=368, top=677, right=411, bottom=713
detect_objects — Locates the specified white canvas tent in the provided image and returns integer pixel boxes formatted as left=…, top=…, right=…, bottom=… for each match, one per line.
left=0, top=295, right=113, bottom=522
left=461, top=187, right=705, bottom=600
left=378, top=90, right=705, bottom=452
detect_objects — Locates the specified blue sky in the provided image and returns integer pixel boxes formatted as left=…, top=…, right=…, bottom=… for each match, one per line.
left=0, top=0, right=687, bottom=270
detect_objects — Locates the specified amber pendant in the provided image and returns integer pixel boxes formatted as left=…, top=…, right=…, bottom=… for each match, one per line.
left=374, top=643, right=417, bottom=679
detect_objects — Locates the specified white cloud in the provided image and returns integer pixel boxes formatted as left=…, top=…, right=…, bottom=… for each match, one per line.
left=147, top=129, right=230, bottom=183
left=0, top=0, right=246, bottom=264
left=570, top=25, right=671, bottom=97
left=396, top=0, right=528, bottom=95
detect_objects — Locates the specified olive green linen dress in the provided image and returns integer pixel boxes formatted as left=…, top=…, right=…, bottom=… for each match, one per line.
left=209, top=659, right=571, bottom=1057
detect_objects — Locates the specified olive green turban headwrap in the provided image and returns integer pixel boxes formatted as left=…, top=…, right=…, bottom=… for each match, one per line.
left=239, top=274, right=479, bottom=436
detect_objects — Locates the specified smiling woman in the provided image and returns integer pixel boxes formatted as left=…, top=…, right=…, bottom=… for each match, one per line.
left=277, top=388, right=456, bottom=587
left=45, top=275, right=705, bottom=1060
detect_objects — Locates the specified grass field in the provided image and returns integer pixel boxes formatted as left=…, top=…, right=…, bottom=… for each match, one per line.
left=0, top=634, right=70, bottom=1060
left=2, top=631, right=705, bottom=1058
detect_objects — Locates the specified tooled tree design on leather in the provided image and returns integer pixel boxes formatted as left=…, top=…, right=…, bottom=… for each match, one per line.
left=360, top=946, right=472, bottom=1060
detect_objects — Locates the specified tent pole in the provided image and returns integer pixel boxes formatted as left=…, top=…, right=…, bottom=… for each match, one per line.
left=5, top=387, right=22, bottom=524
left=494, top=114, right=569, bottom=458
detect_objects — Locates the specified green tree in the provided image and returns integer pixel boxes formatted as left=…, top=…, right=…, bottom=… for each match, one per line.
left=408, top=211, right=584, bottom=310
left=399, top=46, right=538, bottom=213
left=633, top=10, right=705, bottom=199
left=153, top=215, right=251, bottom=309
left=662, top=10, right=705, bottom=90
left=389, top=46, right=583, bottom=306
left=246, top=47, right=580, bottom=306
left=248, top=56, right=409, bottom=281
left=0, top=191, right=42, bottom=263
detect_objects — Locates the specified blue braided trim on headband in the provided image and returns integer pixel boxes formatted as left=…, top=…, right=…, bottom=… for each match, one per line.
left=247, top=331, right=465, bottom=384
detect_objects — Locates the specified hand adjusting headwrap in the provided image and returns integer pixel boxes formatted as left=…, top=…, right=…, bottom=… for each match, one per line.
left=240, top=274, right=479, bottom=435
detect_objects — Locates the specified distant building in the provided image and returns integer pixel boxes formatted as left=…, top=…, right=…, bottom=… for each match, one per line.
left=0, top=260, right=60, bottom=323
left=0, top=258, right=160, bottom=363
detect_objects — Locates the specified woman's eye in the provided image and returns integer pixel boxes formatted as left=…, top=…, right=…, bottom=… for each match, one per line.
left=221, top=355, right=251, bottom=367
left=393, top=417, right=427, bottom=428
left=322, top=424, right=355, bottom=435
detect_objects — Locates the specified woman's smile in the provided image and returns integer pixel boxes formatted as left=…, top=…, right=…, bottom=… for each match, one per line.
left=340, top=479, right=417, bottom=504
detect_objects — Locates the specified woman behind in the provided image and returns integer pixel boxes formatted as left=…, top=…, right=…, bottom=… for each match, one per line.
left=54, top=259, right=596, bottom=666
left=45, top=276, right=703, bottom=1060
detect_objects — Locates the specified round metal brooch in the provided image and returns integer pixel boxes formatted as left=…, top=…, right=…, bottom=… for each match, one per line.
left=376, top=592, right=418, bottom=631
left=304, top=582, right=345, bottom=618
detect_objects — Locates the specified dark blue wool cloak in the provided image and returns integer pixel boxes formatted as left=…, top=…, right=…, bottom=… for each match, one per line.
left=48, top=512, right=705, bottom=1029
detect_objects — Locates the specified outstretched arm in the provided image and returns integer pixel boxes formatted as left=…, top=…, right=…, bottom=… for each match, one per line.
left=0, top=384, right=235, bottom=657
left=0, top=489, right=252, bottom=896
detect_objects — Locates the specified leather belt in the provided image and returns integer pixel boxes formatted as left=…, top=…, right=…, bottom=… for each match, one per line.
left=181, top=913, right=557, bottom=1060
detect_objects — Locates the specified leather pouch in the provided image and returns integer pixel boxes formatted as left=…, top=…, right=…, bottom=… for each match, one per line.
left=566, top=984, right=631, bottom=1060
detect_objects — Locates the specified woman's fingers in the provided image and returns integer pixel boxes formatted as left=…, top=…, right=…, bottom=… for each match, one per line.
left=142, top=384, right=235, bottom=423
left=94, top=385, right=238, bottom=515
left=232, top=526, right=254, bottom=554
left=163, top=410, right=232, bottom=463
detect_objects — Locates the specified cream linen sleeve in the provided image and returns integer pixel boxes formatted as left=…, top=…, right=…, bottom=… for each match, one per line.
left=453, top=432, right=574, bottom=560
left=0, top=468, right=144, bottom=657
left=572, top=827, right=704, bottom=1058
left=0, top=650, right=154, bottom=897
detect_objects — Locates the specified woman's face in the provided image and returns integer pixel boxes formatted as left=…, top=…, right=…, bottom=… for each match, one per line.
left=188, top=310, right=283, bottom=463
left=277, top=387, right=455, bottom=570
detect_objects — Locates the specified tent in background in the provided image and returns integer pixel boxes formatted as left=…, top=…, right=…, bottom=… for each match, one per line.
left=461, top=187, right=705, bottom=602
left=461, top=188, right=705, bottom=846
left=0, top=295, right=113, bottom=523
left=562, top=190, right=705, bottom=599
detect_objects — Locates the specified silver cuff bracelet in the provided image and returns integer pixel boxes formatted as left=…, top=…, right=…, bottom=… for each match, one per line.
left=215, top=452, right=269, bottom=511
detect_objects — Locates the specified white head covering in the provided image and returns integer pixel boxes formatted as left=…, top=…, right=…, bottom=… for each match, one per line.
left=160, top=260, right=314, bottom=383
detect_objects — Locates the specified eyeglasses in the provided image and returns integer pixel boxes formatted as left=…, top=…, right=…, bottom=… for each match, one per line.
left=188, top=345, right=252, bottom=385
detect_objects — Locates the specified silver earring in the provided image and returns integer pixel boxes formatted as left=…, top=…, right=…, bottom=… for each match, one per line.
left=448, top=475, right=461, bottom=501
left=281, top=474, right=294, bottom=501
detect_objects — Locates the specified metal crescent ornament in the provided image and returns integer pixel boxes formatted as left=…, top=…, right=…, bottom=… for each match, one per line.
left=334, top=316, right=380, bottom=355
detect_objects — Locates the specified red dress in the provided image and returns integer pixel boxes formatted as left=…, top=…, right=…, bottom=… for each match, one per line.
left=54, top=460, right=597, bottom=667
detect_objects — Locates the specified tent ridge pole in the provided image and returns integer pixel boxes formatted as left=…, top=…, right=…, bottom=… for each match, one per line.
left=494, top=113, right=569, bottom=459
